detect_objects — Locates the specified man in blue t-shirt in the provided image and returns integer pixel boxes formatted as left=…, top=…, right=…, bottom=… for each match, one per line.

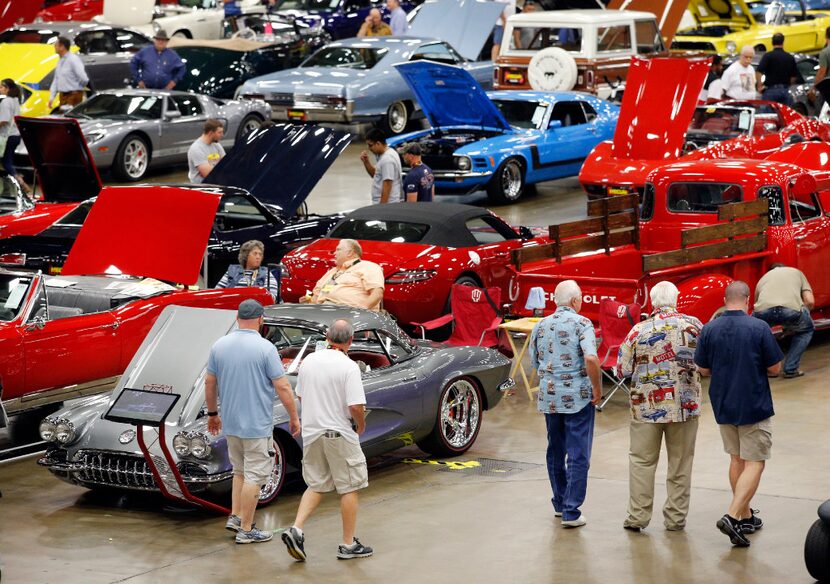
left=206, top=299, right=301, bottom=544
left=402, top=143, right=434, bottom=202
left=694, top=281, right=783, bottom=548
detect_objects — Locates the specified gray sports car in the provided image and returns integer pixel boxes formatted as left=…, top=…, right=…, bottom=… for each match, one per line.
left=38, top=304, right=512, bottom=504
left=60, top=89, right=271, bottom=181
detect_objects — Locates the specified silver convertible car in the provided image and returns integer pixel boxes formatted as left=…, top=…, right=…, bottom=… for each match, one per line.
left=38, top=304, right=512, bottom=505
left=57, top=90, right=270, bottom=181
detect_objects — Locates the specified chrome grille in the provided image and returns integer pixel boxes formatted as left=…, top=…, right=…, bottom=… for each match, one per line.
left=74, top=450, right=157, bottom=490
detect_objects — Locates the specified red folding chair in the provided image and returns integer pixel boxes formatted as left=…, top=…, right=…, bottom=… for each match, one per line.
left=412, top=284, right=502, bottom=348
left=596, top=298, right=642, bottom=411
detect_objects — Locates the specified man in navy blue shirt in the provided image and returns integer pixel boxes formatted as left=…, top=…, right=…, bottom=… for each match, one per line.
left=694, top=281, right=783, bottom=548
left=130, top=30, right=185, bottom=90
left=402, top=144, right=434, bottom=202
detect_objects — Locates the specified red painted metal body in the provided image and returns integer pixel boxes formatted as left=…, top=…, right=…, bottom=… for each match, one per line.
left=579, top=58, right=830, bottom=197
left=0, top=202, right=80, bottom=238
left=35, top=0, right=176, bottom=22
left=282, top=235, right=544, bottom=326
left=514, top=156, right=830, bottom=326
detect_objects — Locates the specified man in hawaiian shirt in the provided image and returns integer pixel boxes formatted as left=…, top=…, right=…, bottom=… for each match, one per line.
left=617, top=281, right=703, bottom=532
left=529, top=280, right=601, bottom=528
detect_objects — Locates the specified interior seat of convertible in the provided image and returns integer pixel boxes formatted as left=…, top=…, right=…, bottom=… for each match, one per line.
left=38, top=277, right=136, bottom=320
left=278, top=345, right=391, bottom=370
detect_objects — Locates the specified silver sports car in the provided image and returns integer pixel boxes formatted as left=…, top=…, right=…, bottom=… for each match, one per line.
left=38, top=304, right=512, bottom=505
left=62, top=89, right=271, bottom=181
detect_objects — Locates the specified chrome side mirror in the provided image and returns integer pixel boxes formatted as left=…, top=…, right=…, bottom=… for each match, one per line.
left=24, top=316, right=47, bottom=331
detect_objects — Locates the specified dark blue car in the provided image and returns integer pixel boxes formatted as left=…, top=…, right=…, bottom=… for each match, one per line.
left=270, top=0, right=416, bottom=39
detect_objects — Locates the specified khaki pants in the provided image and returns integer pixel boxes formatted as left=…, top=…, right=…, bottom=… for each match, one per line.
left=625, top=418, right=699, bottom=529
left=58, top=91, right=84, bottom=107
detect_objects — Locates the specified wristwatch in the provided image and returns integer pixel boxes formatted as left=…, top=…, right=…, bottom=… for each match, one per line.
left=207, top=411, right=219, bottom=417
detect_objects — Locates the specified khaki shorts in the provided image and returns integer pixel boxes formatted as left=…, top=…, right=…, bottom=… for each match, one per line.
left=302, top=433, right=368, bottom=494
left=227, top=435, right=274, bottom=485
left=719, top=417, right=773, bottom=461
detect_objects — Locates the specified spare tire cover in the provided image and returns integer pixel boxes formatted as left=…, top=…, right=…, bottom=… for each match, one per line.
left=527, top=47, right=578, bottom=92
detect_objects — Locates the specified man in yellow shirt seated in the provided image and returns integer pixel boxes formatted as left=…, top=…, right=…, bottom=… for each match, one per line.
left=301, top=239, right=384, bottom=310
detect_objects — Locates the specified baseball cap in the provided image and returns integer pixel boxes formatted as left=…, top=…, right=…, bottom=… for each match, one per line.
left=238, top=299, right=265, bottom=319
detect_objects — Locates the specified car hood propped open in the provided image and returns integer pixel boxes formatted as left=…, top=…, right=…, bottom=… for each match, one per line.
left=61, top=186, right=221, bottom=285
left=395, top=61, right=511, bottom=131
left=408, top=0, right=505, bottom=62
left=16, top=117, right=103, bottom=203
left=611, top=57, right=711, bottom=161
left=207, top=123, right=351, bottom=217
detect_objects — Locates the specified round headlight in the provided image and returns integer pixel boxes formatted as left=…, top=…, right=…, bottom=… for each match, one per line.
left=39, top=419, right=57, bottom=442
left=456, top=156, right=472, bottom=171
left=190, top=434, right=211, bottom=459
left=173, top=433, right=191, bottom=456
left=54, top=420, right=76, bottom=444
left=726, top=41, right=737, bottom=54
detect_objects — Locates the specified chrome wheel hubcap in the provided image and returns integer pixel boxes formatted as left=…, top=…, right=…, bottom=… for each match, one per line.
left=440, top=380, right=480, bottom=449
left=124, top=140, right=148, bottom=178
left=388, top=102, right=407, bottom=134
left=258, top=442, right=284, bottom=501
left=501, top=161, right=522, bottom=200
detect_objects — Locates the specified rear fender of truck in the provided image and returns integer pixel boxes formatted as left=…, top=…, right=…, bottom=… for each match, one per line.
left=675, top=274, right=733, bottom=323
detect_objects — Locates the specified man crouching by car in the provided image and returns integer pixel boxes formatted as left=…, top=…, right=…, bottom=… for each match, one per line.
left=281, top=318, right=373, bottom=561
left=205, top=299, right=301, bottom=544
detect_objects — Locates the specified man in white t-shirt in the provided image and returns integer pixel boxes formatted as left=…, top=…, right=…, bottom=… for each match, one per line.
left=721, top=46, right=757, bottom=100
left=360, top=128, right=402, bottom=204
left=281, top=319, right=373, bottom=562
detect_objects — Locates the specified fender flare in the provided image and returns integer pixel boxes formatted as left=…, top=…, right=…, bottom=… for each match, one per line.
left=675, top=274, right=733, bottom=323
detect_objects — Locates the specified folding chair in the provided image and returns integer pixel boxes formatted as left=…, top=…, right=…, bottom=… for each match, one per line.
left=412, top=284, right=502, bottom=348
left=595, top=298, right=642, bottom=412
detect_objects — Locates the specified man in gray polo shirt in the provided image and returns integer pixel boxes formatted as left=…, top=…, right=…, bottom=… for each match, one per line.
left=206, top=299, right=300, bottom=544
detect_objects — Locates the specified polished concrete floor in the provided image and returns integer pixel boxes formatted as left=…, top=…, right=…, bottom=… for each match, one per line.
left=1, top=148, right=828, bottom=583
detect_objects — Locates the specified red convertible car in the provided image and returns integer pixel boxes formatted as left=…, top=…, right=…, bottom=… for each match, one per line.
left=0, top=184, right=271, bottom=427
left=280, top=203, right=545, bottom=326
left=578, top=57, right=830, bottom=199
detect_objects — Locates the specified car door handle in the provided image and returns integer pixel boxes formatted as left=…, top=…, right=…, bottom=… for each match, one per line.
left=401, top=375, right=418, bottom=382
left=794, top=235, right=808, bottom=241
left=110, top=321, right=120, bottom=330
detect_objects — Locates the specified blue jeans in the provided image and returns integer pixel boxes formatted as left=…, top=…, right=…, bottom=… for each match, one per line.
left=753, top=306, right=814, bottom=373
left=545, top=404, right=595, bottom=521
left=1, top=135, right=20, bottom=177
left=761, top=86, right=791, bottom=106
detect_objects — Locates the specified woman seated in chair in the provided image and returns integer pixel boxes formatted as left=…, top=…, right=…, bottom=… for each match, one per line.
left=215, top=239, right=280, bottom=301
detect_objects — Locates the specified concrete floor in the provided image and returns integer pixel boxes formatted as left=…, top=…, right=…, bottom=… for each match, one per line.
left=1, top=148, right=828, bottom=583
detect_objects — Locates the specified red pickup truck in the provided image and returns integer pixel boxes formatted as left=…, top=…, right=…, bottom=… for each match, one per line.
left=510, top=148, right=830, bottom=328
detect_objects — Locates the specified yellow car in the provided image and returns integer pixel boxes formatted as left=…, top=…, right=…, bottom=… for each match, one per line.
left=671, top=0, right=830, bottom=55
left=0, top=43, right=81, bottom=117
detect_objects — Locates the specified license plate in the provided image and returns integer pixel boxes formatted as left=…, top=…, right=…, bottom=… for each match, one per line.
left=287, top=110, right=307, bottom=121
left=49, top=265, right=62, bottom=275
left=607, top=187, right=630, bottom=196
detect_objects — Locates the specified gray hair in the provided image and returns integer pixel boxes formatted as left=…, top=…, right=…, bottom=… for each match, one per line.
left=341, top=238, right=363, bottom=258
left=724, top=280, right=750, bottom=303
left=327, top=319, right=354, bottom=344
left=238, top=240, right=264, bottom=267
left=650, top=281, right=679, bottom=309
left=554, top=280, right=581, bottom=307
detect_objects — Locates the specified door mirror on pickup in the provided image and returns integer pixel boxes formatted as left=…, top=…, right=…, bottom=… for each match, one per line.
left=517, top=225, right=534, bottom=240
left=549, top=120, right=562, bottom=130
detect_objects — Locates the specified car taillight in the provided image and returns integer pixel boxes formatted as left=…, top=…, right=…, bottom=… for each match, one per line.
left=585, top=69, right=595, bottom=88
left=0, top=253, right=26, bottom=265
left=503, top=68, right=526, bottom=86
left=385, top=270, right=436, bottom=284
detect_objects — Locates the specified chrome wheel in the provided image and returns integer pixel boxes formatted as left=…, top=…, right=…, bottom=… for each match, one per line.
left=499, top=160, right=523, bottom=201
left=117, top=137, right=150, bottom=181
left=258, top=437, right=286, bottom=504
left=439, top=379, right=481, bottom=450
left=237, top=114, right=262, bottom=141
left=386, top=101, right=408, bottom=134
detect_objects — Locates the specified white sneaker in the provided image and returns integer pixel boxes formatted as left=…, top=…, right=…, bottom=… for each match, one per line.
left=562, top=515, right=587, bottom=528
left=554, top=511, right=562, bottom=518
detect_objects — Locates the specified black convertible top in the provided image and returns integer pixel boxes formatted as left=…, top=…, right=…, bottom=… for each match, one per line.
left=335, top=203, right=515, bottom=248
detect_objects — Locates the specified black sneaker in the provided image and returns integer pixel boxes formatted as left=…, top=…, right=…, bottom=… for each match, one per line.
left=281, top=526, right=306, bottom=562
left=740, top=509, right=763, bottom=534
left=716, top=514, right=750, bottom=547
left=337, top=537, right=373, bottom=560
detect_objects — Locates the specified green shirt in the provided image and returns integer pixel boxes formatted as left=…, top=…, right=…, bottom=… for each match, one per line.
left=819, top=45, right=830, bottom=76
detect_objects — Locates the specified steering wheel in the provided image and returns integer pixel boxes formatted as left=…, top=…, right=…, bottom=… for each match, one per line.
left=676, top=199, right=691, bottom=211
left=231, top=27, right=257, bottom=40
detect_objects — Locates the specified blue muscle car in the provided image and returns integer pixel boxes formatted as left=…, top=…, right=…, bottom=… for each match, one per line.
left=387, top=61, right=620, bottom=204
left=237, top=0, right=504, bottom=134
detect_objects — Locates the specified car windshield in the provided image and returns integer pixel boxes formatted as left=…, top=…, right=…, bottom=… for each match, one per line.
left=0, top=274, right=32, bottom=322
left=508, top=26, right=583, bottom=52
left=687, top=107, right=753, bottom=141
left=0, top=30, right=60, bottom=44
left=273, top=0, right=340, bottom=10
left=492, top=99, right=547, bottom=129
left=302, top=46, right=388, bottom=69
left=66, top=94, right=163, bottom=120
left=329, top=219, right=430, bottom=243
